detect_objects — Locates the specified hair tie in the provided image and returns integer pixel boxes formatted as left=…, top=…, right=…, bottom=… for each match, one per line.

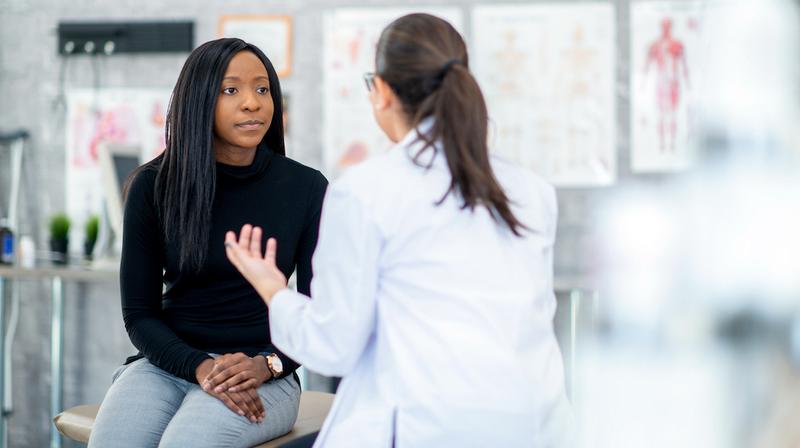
left=439, top=59, right=462, bottom=79
left=431, top=59, right=463, bottom=91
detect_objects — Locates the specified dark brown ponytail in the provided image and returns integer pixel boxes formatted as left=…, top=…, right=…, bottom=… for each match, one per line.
left=376, top=13, right=529, bottom=236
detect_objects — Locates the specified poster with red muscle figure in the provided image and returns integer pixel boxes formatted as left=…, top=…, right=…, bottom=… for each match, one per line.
left=631, top=1, right=710, bottom=172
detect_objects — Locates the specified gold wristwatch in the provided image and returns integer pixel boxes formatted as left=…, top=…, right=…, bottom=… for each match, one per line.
left=264, top=353, right=283, bottom=378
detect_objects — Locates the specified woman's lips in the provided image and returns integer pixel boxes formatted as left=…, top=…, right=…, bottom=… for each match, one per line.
left=236, top=120, right=264, bottom=130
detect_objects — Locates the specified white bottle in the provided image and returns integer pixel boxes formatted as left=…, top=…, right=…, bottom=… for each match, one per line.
left=17, top=236, right=35, bottom=268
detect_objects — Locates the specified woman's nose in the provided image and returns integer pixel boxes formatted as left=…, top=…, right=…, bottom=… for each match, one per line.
left=241, top=91, right=260, bottom=111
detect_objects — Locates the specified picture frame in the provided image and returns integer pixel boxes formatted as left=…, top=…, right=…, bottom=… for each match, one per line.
left=218, top=14, right=293, bottom=78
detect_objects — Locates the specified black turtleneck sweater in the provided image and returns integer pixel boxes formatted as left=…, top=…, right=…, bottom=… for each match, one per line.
left=120, top=148, right=328, bottom=383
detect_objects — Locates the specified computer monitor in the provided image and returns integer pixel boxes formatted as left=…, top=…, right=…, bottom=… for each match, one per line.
left=97, top=143, right=141, bottom=246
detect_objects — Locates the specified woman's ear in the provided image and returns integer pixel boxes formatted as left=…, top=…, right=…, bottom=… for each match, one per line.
left=372, top=76, right=394, bottom=111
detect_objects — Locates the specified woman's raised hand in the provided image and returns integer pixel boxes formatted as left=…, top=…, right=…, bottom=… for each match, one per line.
left=225, top=224, right=288, bottom=306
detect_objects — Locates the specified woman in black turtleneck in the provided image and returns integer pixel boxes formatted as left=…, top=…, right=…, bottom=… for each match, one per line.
left=88, top=38, right=327, bottom=448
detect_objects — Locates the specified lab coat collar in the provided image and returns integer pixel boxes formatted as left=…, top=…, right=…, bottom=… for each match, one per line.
left=395, top=117, right=444, bottom=169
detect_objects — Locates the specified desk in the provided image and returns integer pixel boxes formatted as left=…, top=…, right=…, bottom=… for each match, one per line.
left=0, top=266, right=117, bottom=448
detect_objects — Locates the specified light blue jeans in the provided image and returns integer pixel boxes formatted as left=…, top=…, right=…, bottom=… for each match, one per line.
left=88, top=357, right=301, bottom=448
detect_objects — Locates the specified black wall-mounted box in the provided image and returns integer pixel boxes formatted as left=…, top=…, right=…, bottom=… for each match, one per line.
left=57, top=21, right=194, bottom=55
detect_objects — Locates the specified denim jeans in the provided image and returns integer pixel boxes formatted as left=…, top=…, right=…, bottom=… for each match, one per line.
left=88, top=357, right=301, bottom=448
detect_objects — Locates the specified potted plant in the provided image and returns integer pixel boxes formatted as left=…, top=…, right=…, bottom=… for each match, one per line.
left=83, top=215, right=99, bottom=260
left=49, top=213, right=70, bottom=265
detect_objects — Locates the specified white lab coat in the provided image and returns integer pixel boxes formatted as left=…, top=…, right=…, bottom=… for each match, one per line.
left=269, top=125, right=571, bottom=447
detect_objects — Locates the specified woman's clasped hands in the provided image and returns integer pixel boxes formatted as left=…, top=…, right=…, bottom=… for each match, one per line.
left=196, top=352, right=272, bottom=423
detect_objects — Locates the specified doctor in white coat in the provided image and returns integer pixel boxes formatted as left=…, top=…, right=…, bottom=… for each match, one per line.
left=217, top=13, right=571, bottom=447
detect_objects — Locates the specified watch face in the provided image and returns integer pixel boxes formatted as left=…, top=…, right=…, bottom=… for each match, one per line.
left=271, top=355, right=284, bottom=374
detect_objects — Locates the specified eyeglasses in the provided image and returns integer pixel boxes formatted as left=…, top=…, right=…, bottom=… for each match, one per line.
left=363, top=72, right=376, bottom=92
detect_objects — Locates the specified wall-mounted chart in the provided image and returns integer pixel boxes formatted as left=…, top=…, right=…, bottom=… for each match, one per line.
left=473, top=3, right=617, bottom=187
left=322, top=8, right=464, bottom=177
left=631, top=1, right=710, bottom=172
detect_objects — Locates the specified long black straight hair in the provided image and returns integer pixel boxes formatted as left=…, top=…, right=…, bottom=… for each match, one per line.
left=131, top=38, right=285, bottom=272
left=376, top=14, right=528, bottom=236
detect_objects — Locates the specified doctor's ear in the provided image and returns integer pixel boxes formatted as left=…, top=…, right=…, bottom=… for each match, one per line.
left=371, top=76, right=396, bottom=111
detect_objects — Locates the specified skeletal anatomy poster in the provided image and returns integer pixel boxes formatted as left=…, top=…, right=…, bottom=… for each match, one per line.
left=631, top=1, right=708, bottom=172
left=472, top=3, right=617, bottom=186
left=323, top=8, right=463, bottom=178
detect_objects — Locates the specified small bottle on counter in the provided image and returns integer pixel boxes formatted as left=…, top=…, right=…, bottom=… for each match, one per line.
left=0, top=219, right=13, bottom=265
left=17, top=235, right=35, bottom=268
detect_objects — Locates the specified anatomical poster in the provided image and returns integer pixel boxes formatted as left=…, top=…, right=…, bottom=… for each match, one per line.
left=472, top=3, right=617, bottom=186
left=631, top=1, right=709, bottom=172
left=323, top=7, right=463, bottom=178
left=65, top=88, right=170, bottom=250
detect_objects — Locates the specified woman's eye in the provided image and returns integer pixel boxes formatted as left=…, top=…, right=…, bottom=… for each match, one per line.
left=257, top=87, right=270, bottom=95
left=222, top=87, right=237, bottom=95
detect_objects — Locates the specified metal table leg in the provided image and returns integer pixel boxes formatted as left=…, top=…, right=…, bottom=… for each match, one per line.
left=568, top=289, right=582, bottom=403
left=0, top=276, right=6, bottom=448
left=50, top=277, right=63, bottom=448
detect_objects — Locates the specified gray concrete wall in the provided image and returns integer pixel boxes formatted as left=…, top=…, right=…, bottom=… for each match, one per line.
left=0, top=0, right=662, bottom=446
